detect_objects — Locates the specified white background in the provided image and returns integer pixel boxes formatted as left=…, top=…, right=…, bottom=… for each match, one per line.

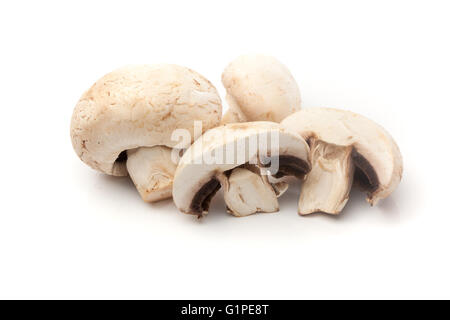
left=0, top=0, right=449, bottom=299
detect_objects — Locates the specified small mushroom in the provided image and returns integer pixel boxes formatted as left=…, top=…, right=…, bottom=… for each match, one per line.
left=70, top=64, right=222, bottom=202
left=172, top=122, right=311, bottom=217
left=281, top=108, right=403, bottom=215
left=221, top=54, right=301, bottom=124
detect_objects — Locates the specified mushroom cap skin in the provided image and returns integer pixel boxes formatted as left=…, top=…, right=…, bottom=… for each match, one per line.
left=172, top=121, right=311, bottom=216
left=281, top=108, right=403, bottom=204
left=70, top=64, right=222, bottom=176
left=221, top=54, right=301, bottom=123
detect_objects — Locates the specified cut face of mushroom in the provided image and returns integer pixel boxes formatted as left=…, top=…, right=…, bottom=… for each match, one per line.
left=298, top=139, right=354, bottom=215
left=172, top=122, right=311, bottom=217
left=70, top=64, right=222, bottom=202
left=217, top=165, right=286, bottom=217
left=221, top=54, right=301, bottom=124
left=126, top=146, right=178, bottom=202
left=281, top=108, right=403, bottom=214
left=219, top=167, right=278, bottom=216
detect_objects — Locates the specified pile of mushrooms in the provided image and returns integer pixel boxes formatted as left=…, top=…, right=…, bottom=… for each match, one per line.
left=71, top=55, right=403, bottom=218
left=172, top=122, right=310, bottom=217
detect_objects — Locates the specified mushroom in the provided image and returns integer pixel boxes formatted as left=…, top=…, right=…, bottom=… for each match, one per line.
left=172, top=122, right=311, bottom=217
left=221, top=54, right=301, bottom=124
left=220, top=164, right=289, bottom=216
left=220, top=54, right=302, bottom=205
left=281, top=108, right=403, bottom=215
left=70, top=64, right=222, bottom=202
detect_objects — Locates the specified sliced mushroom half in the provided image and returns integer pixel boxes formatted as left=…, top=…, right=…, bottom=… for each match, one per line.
left=172, top=122, right=311, bottom=217
left=281, top=108, right=403, bottom=215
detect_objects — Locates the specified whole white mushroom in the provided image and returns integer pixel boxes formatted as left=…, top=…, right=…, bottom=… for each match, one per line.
left=221, top=54, right=301, bottom=124
left=70, top=64, right=222, bottom=202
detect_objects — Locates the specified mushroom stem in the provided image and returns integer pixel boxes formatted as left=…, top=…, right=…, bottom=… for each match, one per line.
left=126, top=146, right=178, bottom=203
left=298, top=139, right=354, bottom=215
left=218, top=165, right=282, bottom=217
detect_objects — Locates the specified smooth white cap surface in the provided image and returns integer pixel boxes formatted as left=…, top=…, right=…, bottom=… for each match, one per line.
left=222, top=54, right=301, bottom=123
left=71, top=64, right=222, bottom=176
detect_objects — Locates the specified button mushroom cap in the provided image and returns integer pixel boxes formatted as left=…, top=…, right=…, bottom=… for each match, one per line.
left=221, top=54, right=301, bottom=124
left=172, top=122, right=311, bottom=217
left=281, top=108, right=403, bottom=211
left=70, top=64, right=222, bottom=201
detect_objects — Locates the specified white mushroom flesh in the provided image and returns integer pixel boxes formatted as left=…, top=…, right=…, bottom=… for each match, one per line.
left=218, top=167, right=279, bottom=217
left=126, top=146, right=178, bottom=202
left=298, top=140, right=354, bottom=215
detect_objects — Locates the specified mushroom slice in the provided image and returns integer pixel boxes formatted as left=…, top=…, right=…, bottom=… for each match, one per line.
left=126, top=146, right=178, bottom=202
left=218, top=165, right=280, bottom=217
left=172, top=122, right=310, bottom=217
left=298, top=139, right=354, bottom=215
left=70, top=64, right=222, bottom=202
left=221, top=54, right=301, bottom=124
left=281, top=108, right=403, bottom=214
